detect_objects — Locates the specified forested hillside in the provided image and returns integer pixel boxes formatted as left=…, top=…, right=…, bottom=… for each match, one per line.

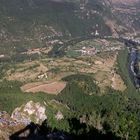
left=0, top=1, right=140, bottom=140
left=0, top=0, right=126, bottom=54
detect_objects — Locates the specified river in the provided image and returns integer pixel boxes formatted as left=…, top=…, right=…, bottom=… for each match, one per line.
left=126, top=41, right=140, bottom=89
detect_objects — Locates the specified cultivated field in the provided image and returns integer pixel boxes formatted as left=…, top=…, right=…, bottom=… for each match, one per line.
left=21, top=81, right=66, bottom=95
left=2, top=39, right=126, bottom=93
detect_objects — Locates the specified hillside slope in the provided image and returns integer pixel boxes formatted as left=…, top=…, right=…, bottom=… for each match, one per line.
left=0, top=0, right=128, bottom=54
left=107, top=0, right=140, bottom=35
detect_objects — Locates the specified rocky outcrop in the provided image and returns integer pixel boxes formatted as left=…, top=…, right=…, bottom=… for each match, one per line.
left=0, top=101, right=65, bottom=139
left=11, top=101, right=47, bottom=125
left=55, top=111, right=64, bottom=120
left=0, top=111, right=25, bottom=140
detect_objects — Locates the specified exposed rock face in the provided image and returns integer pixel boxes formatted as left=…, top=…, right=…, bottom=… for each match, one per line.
left=11, top=101, right=47, bottom=125
left=55, top=111, right=64, bottom=120
left=0, top=111, right=25, bottom=140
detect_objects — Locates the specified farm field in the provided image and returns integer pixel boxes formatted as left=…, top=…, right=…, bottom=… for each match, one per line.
left=21, top=81, right=67, bottom=95
left=3, top=50, right=126, bottom=93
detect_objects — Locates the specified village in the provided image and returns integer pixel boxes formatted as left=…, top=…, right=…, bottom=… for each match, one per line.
left=67, top=37, right=124, bottom=57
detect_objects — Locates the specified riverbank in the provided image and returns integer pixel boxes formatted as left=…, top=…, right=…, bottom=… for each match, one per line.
left=127, top=43, right=140, bottom=90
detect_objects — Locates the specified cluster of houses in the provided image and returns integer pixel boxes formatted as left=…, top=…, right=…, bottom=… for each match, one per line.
left=122, top=36, right=140, bottom=44
left=21, top=39, right=64, bottom=55
left=74, top=40, right=122, bottom=56
left=0, top=54, right=5, bottom=58
left=37, top=73, right=48, bottom=79
left=21, top=47, right=46, bottom=55
left=47, top=40, right=63, bottom=45
left=76, top=46, right=98, bottom=56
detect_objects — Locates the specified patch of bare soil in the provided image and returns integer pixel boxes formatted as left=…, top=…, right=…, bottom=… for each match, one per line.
left=104, top=18, right=126, bottom=37
left=21, top=81, right=66, bottom=95
left=111, top=73, right=126, bottom=91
